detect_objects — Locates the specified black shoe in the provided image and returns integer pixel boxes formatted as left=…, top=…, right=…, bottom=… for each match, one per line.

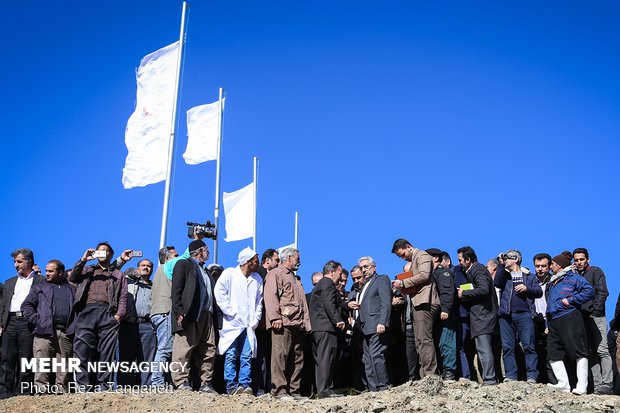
left=176, top=381, right=192, bottom=391
left=442, top=371, right=456, bottom=382
left=199, top=383, right=218, bottom=394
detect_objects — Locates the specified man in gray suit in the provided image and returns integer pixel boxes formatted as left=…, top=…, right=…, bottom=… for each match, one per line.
left=354, top=256, right=391, bottom=391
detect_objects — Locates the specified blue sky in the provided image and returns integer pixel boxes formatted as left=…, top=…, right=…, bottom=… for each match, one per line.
left=1, top=1, right=619, bottom=318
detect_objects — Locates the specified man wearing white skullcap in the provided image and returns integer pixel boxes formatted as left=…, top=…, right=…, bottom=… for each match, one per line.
left=213, top=247, right=263, bottom=395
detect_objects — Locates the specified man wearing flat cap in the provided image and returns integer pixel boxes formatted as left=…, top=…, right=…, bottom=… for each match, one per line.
left=426, top=247, right=457, bottom=381
left=170, top=239, right=218, bottom=393
left=214, top=247, right=263, bottom=395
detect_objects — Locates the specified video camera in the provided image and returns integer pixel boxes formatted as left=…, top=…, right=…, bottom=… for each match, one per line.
left=187, top=221, right=217, bottom=240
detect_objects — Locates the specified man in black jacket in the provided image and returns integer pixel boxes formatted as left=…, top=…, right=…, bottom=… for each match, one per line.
left=573, top=247, right=612, bottom=394
left=21, top=259, right=75, bottom=393
left=456, top=246, right=498, bottom=386
left=309, top=260, right=345, bottom=398
left=0, top=248, right=45, bottom=398
left=170, top=239, right=217, bottom=393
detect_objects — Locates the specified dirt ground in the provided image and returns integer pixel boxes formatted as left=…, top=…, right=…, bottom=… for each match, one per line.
left=1, top=377, right=619, bottom=413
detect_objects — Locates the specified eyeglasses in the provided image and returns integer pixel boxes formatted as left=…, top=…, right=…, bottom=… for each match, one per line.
left=360, top=264, right=374, bottom=269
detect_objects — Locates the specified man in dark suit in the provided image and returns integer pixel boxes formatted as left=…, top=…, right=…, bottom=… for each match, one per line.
left=355, top=256, right=391, bottom=391
left=0, top=248, right=45, bottom=398
left=456, top=246, right=498, bottom=386
left=309, top=261, right=345, bottom=398
left=170, top=239, right=217, bottom=393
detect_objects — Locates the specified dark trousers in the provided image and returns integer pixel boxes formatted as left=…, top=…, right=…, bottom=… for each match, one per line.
left=548, top=309, right=588, bottom=362
left=351, top=328, right=367, bottom=390
left=0, top=315, right=33, bottom=395
left=404, top=325, right=420, bottom=380
left=312, top=331, right=337, bottom=395
left=362, top=332, right=389, bottom=391
left=251, top=327, right=271, bottom=395
left=117, top=321, right=156, bottom=385
left=73, top=304, right=119, bottom=387
left=499, top=312, right=538, bottom=381
left=456, top=318, right=473, bottom=380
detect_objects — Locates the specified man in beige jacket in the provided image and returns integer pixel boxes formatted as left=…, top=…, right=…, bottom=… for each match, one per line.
left=264, top=248, right=311, bottom=399
left=392, top=238, right=440, bottom=378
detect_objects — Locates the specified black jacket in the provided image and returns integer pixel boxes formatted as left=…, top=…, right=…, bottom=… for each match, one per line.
left=21, top=280, right=75, bottom=337
left=460, top=262, right=497, bottom=338
left=433, top=265, right=455, bottom=315
left=171, top=258, right=215, bottom=334
left=0, top=273, right=45, bottom=329
left=309, top=277, right=342, bottom=333
left=578, top=265, right=608, bottom=316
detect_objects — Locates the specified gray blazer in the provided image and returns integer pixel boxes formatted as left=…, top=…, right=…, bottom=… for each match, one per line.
left=357, top=273, right=392, bottom=336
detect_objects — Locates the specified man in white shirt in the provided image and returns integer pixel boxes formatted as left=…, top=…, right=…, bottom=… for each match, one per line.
left=0, top=248, right=45, bottom=398
left=214, top=247, right=263, bottom=395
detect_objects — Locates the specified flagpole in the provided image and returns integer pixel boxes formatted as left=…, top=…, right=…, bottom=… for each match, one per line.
left=213, top=87, right=225, bottom=263
left=253, top=157, right=258, bottom=251
left=294, top=211, right=299, bottom=249
left=159, top=1, right=189, bottom=249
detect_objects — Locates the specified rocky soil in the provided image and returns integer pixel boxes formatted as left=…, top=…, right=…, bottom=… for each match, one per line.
left=1, top=377, right=618, bottom=413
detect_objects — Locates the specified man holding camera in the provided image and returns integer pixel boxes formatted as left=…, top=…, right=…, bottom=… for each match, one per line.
left=69, top=242, right=130, bottom=389
left=118, top=259, right=156, bottom=386
left=494, top=250, right=543, bottom=383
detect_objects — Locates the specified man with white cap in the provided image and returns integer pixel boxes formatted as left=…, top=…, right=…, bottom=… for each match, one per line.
left=214, top=247, right=263, bottom=395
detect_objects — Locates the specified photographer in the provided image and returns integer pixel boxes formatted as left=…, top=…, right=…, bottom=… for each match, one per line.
left=494, top=250, right=542, bottom=383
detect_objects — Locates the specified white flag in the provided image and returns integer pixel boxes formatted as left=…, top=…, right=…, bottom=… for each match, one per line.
left=183, top=99, right=224, bottom=165
left=122, top=41, right=180, bottom=189
left=223, top=182, right=255, bottom=242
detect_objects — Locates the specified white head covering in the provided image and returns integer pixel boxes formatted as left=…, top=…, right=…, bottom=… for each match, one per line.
left=238, top=247, right=258, bottom=265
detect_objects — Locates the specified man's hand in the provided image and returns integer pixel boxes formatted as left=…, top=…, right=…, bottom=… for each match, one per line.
left=348, top=301, right=360, bottom=310
left=193, top=227, right=205, bottom=240
left=376, top=324, right=386, bottom=335
left=514, top=284, right=527, bottom=294
left=271, top=320, right=283, bottom=331
left=392, top=279, right=403, bottom=290
left=114, top=315, right=122, bottom=323
left=561, top=298, right=570, bottom=307
left=120, top=250, right=133, bottom=262
left=336, top=321, right=345, bottom=330
left=176, top=315, right=184, bottom=326
left=81, top=248, right=95, bottom=262
left=457, top=288, right=463, bottom=298
left=0, top=327, right=3, bottom=336
left=392, top=297, right=405, bottom=306
left=440, top=312, right=449, bottom=321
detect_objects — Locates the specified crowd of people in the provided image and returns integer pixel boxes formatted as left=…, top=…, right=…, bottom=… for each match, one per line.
left=0, top=235, right=619, bottom=400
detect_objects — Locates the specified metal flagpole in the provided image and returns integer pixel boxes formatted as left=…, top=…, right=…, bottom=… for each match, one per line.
left=159, top=1, right=189, bottom=248
left=294, top=211, right=299, bottom=249
left=253, top=156, right=258, bottom=251
left=213, top=87, right=225, bottom=263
